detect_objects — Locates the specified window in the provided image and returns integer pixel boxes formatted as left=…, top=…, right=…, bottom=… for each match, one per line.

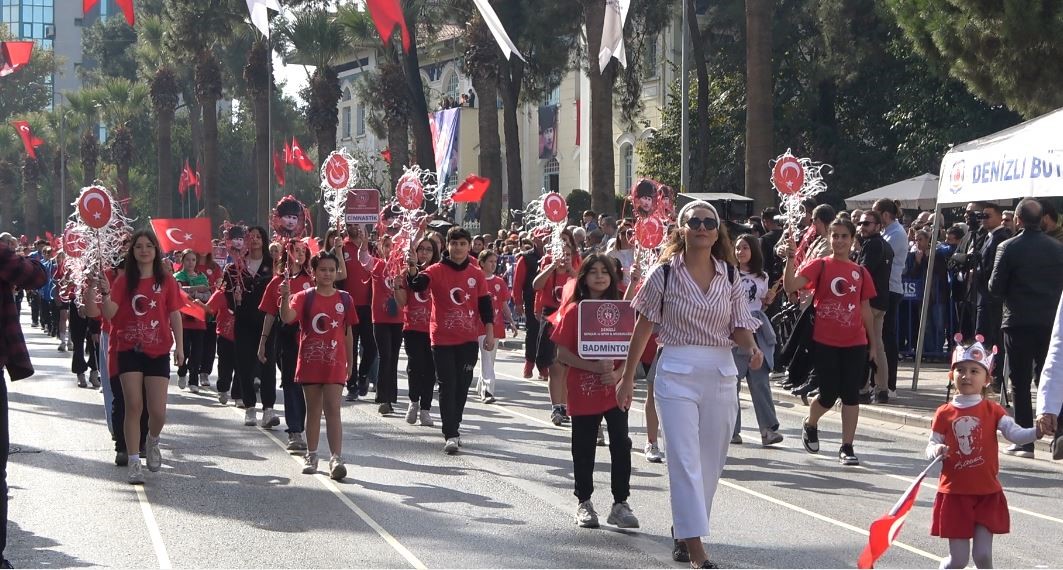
left=355, top=105, right=366, bottom=137
left=643, top=35, right=658, bottom=79
left=543, top=158, right=559, bottom=193
left=443, top=71, right=460, bottom=102
left=342, top=87, right=351, bottom=102
left=546, top=85, right=560, bottom=106
left=342, top=107, right=351, bottom=139
left=620, top=143, right=634, bottom=192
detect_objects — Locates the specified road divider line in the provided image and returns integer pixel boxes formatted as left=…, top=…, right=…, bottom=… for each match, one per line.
left=134, top=486, right=173, bottom=569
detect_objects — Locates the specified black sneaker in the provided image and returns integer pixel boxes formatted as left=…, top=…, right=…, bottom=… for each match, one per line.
left=482, top=391, right=495, bottom=404
left=801, top=420, right=820, bottom=453
left=115, top=451, right=128, bottom=466
left=671, top=526, right=690, bottom=563
left=697, top=561, right=719, bottom=569
left=857, top=391, right=873, bottom=405
left=838, top=443, right=859, bottom=465
left=345, top=390, right=358, bottom=402
left=358, top=384, right=369, bottom=397
left=875, top=390, right=889, bottom=404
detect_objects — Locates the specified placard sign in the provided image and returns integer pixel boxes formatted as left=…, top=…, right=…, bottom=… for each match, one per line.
left=212, top=245, right=229, bottom=263
left=577, top=300, right=635, bottom=359
left=345, top=189, right=381, bottom=224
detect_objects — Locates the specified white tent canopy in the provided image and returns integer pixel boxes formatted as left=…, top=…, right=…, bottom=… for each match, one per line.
left=844, top=173, right=939, bottom=210
left=937, top=107, right=1063, bottom=206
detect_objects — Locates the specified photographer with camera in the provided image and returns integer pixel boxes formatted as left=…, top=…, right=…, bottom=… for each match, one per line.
left=947, top=203, right=988, bottom=339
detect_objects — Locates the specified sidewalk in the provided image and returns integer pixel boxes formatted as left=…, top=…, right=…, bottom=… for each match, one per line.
left=499, top=336, right=1057, bottom=454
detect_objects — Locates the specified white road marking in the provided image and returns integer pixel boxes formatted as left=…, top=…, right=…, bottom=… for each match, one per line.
left=134, top=485, right=173, bottom=569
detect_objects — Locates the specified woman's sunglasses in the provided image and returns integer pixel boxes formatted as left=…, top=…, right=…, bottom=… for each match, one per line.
left=685, top=217, right=719, bottom=231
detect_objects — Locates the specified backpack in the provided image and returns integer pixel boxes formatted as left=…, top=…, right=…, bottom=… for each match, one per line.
left=300, top=288, right=353, bottom=332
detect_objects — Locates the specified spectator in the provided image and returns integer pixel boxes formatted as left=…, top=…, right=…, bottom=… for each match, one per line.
left=583, top=210, right=598, bottom=231
left=948, top=202, right=987, bottom=338
left=1040, top=199, right=1063, bottom=242
left=856, top=210, right=893, bottom=403
left=976, top=202, right=1012, bottom=390
left=903, top=230, right=948, bottom=357
left=1, top=240, right=48, bottom=568
left=1001, top=209, right=1015, bottom=233
left=467, top=88, right=476, bottom=108
left=572, top=227, right=587, bottom=251
left=583, top=229, right=605, bottom=257
left=600, top=216, right=618, bottom=248
left=872, top=199, right=908, bottom=397
left=760, top=208, right=784, bottom=291
left=989, top=198, right=1063, bottom=458
left=607, top=221, right=635, bottom=286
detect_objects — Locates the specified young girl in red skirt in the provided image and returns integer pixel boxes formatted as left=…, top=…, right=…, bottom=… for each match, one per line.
left=927, top=335, right=1043, bottom=569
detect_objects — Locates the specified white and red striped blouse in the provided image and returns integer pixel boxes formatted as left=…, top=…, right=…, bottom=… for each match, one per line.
left=631, top=253, right=760, bottom=347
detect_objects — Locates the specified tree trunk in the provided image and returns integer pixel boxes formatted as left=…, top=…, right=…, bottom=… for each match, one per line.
left=473, top=73, right=503, bottom=237
left=22, top=158, right=40, bottom=237
left=187, top=99, right=204, bottom=219
left=584, top=0, right=618, bottom=216
left=253, top=90, right=270, bottom=226
left=500, top=59, right=524, bottom=217
left=687, top=0, right=712, bottom=193
left=401, top=10, right=436, bottom=173
left=157, top=110, right=174, bottom=218
left=118, top=161, right=131, bottom=218
left=53, top=147, right=64, bottom=231
left=81, top=130, right=98, bottom=187
left=201, top=97, right=220, bottom=226
left=386, top=114, right=409, bottom=190
left=0, top=163, right=15, bottom=230
left=744, top=0, right=774, bottom=210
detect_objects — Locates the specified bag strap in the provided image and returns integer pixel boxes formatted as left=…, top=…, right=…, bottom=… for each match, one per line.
left=301, top=289, right=316, bottom=329
left=659, top=263, right=671, bottom=320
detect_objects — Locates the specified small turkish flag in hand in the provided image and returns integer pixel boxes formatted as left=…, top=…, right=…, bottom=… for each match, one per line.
left=151, top=218, right=213, bottom=254
left=451, top=174, right=490, bottom=203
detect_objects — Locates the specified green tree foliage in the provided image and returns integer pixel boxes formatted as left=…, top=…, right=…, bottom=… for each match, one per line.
left=886, top=0, right=1063, bottom=118
left=0, top=27, right=56, bottom=122
left=80, top=15, right=139, bottom=83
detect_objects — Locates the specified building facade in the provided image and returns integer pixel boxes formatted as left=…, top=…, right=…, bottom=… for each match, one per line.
left=334, top=17, right=683, bottom=212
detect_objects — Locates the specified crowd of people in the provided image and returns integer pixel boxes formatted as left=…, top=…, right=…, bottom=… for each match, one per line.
left=0, top=189, right=1062, bottom=569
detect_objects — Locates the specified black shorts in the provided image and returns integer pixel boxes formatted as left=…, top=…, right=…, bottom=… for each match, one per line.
left=812, top=342, right=867, bottom=408
left=117, top=350, right=171, bottom=378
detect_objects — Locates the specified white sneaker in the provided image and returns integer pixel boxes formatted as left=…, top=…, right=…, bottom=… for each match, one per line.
left=286, top=432, right=307, bottom=452
left=329, top=456, right=347, bottom=480
left=244, top=408, right=257, bottom=426
left=644, top=442, right=664, bottom=463
left=607, top=502, right=640, bottom=528
left=597, top=425, right=606, bottom=446
left=145, top=435, right=162, bottom=472
left=761, top=428, right=784, bottom=446
left=58, top=340, right=67, bottom=352
left=218, top=391, right=229, bottom=405
left=259, top=409, right=280, bottom=429
left=575, top=500, right=599, bottom=528
left=189, top=384, right=199, bottom=394
left=178, top=375, right=187, bottom=389
left=199, top=373, right=210, bottom=387
left=405, top=405, right=419, bottom=425
left=302, top=452, right=318, bottom=474
left=443, top=438, right=460, bottom=454
left=419, top=410, right=434, bottom=426
left=128, top=458, right=145, bottom=485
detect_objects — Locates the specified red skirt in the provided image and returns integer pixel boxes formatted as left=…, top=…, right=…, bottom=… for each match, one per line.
left=931, top=491, right=1010, bottom=539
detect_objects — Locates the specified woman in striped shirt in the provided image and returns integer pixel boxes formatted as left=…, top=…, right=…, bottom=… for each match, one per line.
left=619, top=200, right=762, bottom=569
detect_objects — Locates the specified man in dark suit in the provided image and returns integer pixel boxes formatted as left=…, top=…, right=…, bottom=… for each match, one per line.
left=990, top=198, right=1063, bottom=458
left=976, top=202, right=1012, bottom=390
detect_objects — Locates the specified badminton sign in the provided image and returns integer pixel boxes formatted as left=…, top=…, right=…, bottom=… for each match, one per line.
left=577, top=300, right=635, bottom=359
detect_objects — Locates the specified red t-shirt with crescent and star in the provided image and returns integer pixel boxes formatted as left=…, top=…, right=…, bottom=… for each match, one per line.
left=289, top=288, right=359, bottom=384
left=402, top=280, right=432, bottom=333
left=423, top=261, right=489, bottom=346
left=206, top=289, right=236, bottom=341
left=369, top=258, right=404, bottom=325
left=799, top=257, right=875, bottom=348
left=341, top=241, right=372, bottom=306
left=550, top=301, right=622, bottom=416
left=259, top=273, right=314, bottom=316
left=108, top=274, right=183, bottom=357
left=483, top=274, right=511, bottom=339
left=534, top=255, right=575, bottom=314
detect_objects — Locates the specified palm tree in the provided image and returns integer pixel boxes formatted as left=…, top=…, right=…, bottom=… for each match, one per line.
left=279, top=8, right=347, bottom=168
left=0, top=129, right=20, bottom=230
left=65, top=90, right=101, bottom=188
left=244, top=36, right=272, bottom=225
left=39, top=107, right=79, bottom=230
left=136, top=13, right=181, bottom=218
left=21, top=155, right=42, bottom=237
left=463, top=14, right=504, bottom=236
left=95, top=78, right=150, bottom=216
left=744, top=0, right=774, bottom=209
left=582, top=0, right=619, bottom=216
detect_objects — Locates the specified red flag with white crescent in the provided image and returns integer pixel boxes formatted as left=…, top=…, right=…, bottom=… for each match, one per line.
left=273, top=149, right=286, bottom=186
left=857, top=455, right=942, bottom=569
left=365, top=0, right=411, bottom=52
left=290, top=137, right=314, bottom=172
left=84, top=0, right=134, bottom=26
left=0, top=41, right=33, bottom=77
left=11, top=120, right=43, bottom=159
left=150, top=218, right=213, bottom=254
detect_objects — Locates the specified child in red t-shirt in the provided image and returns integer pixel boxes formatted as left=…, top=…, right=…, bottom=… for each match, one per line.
left=550, top=253, right=639, bottom=530
left=534, top=238, right=578, bottom=425
left=397, top=237, right=438, bottom=426
left=204, top=287, right=237, bottom=405
left=280, top=251, right=357, bottom=481
left=91, top=230, right=184, bottom=486
left=475, top=250, right=517, bottom=404
left=927, top=336, right=1042, bottom=569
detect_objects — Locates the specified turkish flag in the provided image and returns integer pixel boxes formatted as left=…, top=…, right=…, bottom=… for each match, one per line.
left=284, top=140, right=293, bottom=165
left=11, top=121, right=43, bottom=159
left=366, top=0, right=411, bottom=52
left=857, top=456, right=941, bottom=569
left=290, top=136, right=314, bottom=172
left=451, top=174, right=490, bottom=203
left=150, top=218, right=213, bottom=254
left=84, top=0, right=134, bottom=26
left=273, top=149, right=286, bottom=186
left=178, top=159, right=196, bottom=197
left=381, top=148, right=392, bottom=164
left=0, top=41, right=33, bottom=77
left=178, top=289, right=207, bottom=321
left=192, top=161, right=202, bottom=200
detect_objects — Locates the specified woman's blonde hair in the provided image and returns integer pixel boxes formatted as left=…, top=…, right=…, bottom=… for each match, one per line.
left=660, top=201, right=736, bottom=266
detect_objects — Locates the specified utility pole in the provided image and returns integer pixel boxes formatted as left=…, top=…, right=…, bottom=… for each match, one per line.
left=679, top=0, right=689, bottom=193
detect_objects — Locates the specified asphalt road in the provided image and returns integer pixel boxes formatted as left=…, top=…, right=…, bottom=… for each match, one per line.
left=7, top=316, right=1063, bottom=569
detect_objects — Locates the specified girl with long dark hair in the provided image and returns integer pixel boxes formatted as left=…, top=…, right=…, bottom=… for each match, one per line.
left=224, top=226, right=275, bottom=428
left=398, top=237, right=438, bottom=426
left=94, top=230, right=184, bottom=485
left=358, top=234, right=404, bottom=416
